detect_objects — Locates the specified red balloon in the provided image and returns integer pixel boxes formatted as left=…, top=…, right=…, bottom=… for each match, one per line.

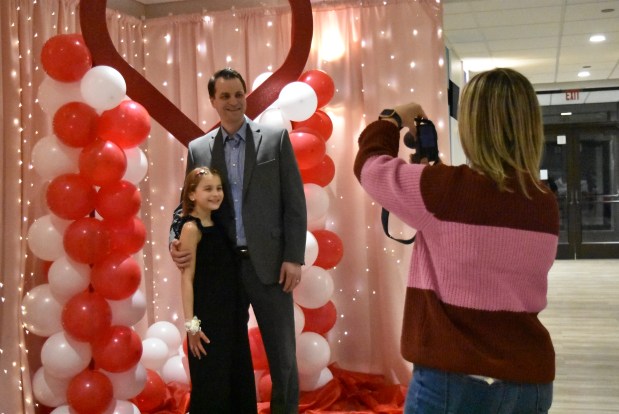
left=131, top=369, right=167, bottom=412
left=312, top=229, right=344, bottom=269
left=104, top=216, right=146, bottom=255
left=46, top=173, right=96, bottom=220
left=300, top=155, right=335, bottom=187
left=248, top=327, right=269, bottom=371
left=79, top=139, right=127, bottom=187
left=67, top=369, right=113, bottom=414
left=62, top=290, right=112, bottom=342
left=289, top=130, right=326, bottom=170
left=41, top=34, right=92, bottom=82
left=96, top=180, right=141, bottom=221
left=63, top=217, right=111, bottom=264
left=53, top=102, right=99, bottom=148
left=91, top=252, right=141, bottom=300
left=299, top=70, right=335, bottom=109
left=92, top=325, right=142, bottom=373
left=98, top=100, right=151, bottom=149
left=258, top=373, right=272, bottom=403
left=291, top=110, right=333, bottom=141
left=302, top=301, right=337, bottom=335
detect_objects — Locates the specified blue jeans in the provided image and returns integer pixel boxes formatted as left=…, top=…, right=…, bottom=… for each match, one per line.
left=405, top=365, right=553, bottom=414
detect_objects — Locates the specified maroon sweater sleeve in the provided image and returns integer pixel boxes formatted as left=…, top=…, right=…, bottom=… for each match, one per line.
left=353, top=120, right=401, bottom=181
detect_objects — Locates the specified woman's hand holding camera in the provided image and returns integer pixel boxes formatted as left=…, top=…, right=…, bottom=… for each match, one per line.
left=393, top=102, right=428, bottom=136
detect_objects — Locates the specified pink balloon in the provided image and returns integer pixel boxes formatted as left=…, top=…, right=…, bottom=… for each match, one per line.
left=295, top=332, right=331, bottom=376
left=41, top=331, right=92, bottom=379
left=21, top=284, right=63, bottom=337
left=32, top=366, right=69, bottom=408
left=102, top=362, right=147, bottom=400
left=79, top=139, right=127, bottom=187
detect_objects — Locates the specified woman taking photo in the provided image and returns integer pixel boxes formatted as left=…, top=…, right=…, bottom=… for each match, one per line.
left=354, top=68, right=559, bottom=413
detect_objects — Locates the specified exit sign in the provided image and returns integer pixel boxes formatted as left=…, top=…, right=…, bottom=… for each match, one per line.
left=565, top=89, right=580, bottom=100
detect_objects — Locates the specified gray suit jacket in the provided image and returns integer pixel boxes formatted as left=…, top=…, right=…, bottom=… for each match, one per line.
left=185, top=119, right=307, bottom=284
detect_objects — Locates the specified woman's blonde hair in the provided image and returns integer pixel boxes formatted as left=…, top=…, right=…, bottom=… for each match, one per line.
left=181, top=167, right=222, bottom=216
left=458, top=68, right=545, bottom=197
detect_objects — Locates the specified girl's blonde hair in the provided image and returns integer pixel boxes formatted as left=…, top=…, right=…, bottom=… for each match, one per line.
left=181, top=167, right=222, bottom=216
left=458, top=68, right=545, bottom=197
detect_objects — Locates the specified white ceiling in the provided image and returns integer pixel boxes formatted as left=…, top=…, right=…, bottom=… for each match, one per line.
left=443, top=0, right=619, bottom=91
left=123, top=0, right=619, bottom=94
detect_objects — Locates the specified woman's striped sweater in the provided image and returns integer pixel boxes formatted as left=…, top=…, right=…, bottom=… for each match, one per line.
left=354, top=120, right=559, bottom=384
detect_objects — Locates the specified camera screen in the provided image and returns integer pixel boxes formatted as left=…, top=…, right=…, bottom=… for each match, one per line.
left=418, top=124, right=437, bottom=149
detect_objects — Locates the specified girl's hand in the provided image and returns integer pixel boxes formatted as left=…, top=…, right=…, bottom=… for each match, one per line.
left=188, top=331, right=210, bottom=359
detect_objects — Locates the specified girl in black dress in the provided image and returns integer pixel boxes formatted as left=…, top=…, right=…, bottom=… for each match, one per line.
left=178, top=167, right=257, bottom=413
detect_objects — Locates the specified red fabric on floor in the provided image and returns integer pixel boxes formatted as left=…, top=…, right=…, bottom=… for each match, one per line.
left=259, top=364, right=406, bottom=414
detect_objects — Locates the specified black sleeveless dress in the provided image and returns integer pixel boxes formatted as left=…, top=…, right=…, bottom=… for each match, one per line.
left=181, top=216, right=257, bottom=413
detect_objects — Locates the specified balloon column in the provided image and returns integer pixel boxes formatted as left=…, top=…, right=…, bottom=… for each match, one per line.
left=24, top=33, right=159, bottom=414
left=253, top=69, right=343, bottom=400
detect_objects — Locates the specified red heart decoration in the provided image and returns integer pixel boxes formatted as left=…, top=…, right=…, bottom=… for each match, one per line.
left=79, top=0, right=313, bottom=146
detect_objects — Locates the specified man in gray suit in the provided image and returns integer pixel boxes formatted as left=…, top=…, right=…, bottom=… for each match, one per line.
left=170, top=68, right=307, bottom=413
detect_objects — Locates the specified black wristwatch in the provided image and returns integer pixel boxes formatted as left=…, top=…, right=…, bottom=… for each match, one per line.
left=378, top=109, right=403, bottom=129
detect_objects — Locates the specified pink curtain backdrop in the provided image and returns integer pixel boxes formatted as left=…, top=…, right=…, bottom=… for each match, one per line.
left=0, top=0, right=447, bottom=412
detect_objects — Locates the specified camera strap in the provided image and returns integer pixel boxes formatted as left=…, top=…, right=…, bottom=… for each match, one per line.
left=381, top=207, right=415, bottom=244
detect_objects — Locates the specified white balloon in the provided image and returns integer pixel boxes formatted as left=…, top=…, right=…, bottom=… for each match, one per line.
left=140, top=337, right=169, bottom=371
left=41, top=331, right=92, bottom=379
left=27, top=214, right=66, bottom=261
left=161, top=355, right=189, bottom=384
left=32, top=366, right=69, bottom=407
left=304, top=184, right=330, bottom=224
left=252, top=71, right=272, bottom=91
left=307, top=213, right=327, bottom=232
left=108, top=289, right=146, bottom=327
left=102, top=400, right=141, bottom=414
left=248, top=305, right=258, bottom=329
left=296, top=332, right=331, bottom=376
left=122, top=147, right=148, bottom=185
left=80, top=66, right=126, bottom=111
left=37, top=76, right=84, bottom=116
left=258, top=107, right=292, bottom=131
left=146, top=321, right=182, bottom=357
left=102, top=363, right=147, bottom=400
left=48, top=256, right=91, bottom=303
left=293, top=266, right=334, bottom=309
left=50, top=405, right=75, bottom=414
left=299, top=366, right=333, bottom=391
left=293, top=303, right=305, bottom=337
left=21, top=284, right=64, bottom=337
left=278, top=82, right=318, bottom=122
left=31, top=135, right=81, bottom=179
left=304, top=231, right=318, bottom=268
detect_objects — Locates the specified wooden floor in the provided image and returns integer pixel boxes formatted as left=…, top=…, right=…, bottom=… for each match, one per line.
left=540, top=259, right=619, bottom=413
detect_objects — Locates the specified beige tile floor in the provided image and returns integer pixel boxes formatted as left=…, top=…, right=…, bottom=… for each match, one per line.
left=540, top=259, right=619, bottom=413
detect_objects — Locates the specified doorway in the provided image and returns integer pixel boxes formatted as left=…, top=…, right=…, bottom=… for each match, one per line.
left=542, top=123, right=619, bottom=259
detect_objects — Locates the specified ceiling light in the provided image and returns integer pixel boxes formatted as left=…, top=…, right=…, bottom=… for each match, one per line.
left=589, top=34, right=606, bottom=43
left=578, top=71, right=591, bottom=78
left=561, top=112, right=572, bottom=116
